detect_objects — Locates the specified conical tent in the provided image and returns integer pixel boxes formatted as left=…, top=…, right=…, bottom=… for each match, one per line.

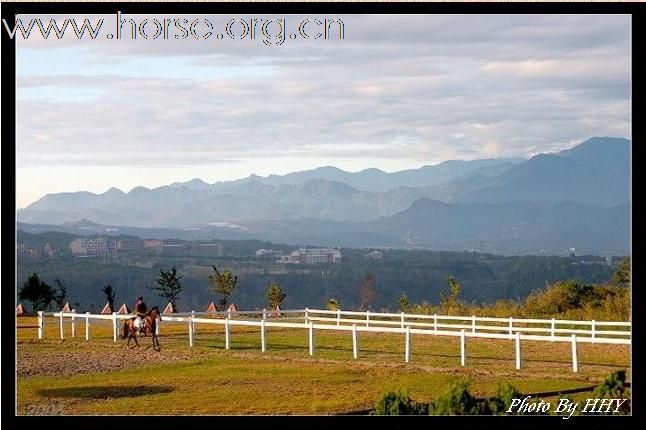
left=206, top=301, right=217, bottom=313
left=163, top=302, right=176, bottom=314
left=16, top=303, right=27, bottom=316
left=100, top=302, right=112, bottom=314
left=61, top=302, right=72, bottom=312
left=270, top=305, right=281, bottom=317
left=117, top=303, right=130, bottom=314
left=226, top=303, right=238, bottom=316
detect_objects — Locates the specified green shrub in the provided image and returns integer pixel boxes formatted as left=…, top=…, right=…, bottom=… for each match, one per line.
left=486, top=383, right=524, bottom=415
left=373, top=390, right=428, bottom=415
left=592, top=370, right=630, bottom=415
left=429, top=381, right=483, bottom=415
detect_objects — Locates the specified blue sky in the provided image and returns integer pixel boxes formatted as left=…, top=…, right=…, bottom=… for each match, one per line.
left=16, top=14, right=631, bottom=208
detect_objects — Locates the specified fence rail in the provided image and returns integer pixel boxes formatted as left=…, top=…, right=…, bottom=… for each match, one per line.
left=35, top=307, right=631, bottom=373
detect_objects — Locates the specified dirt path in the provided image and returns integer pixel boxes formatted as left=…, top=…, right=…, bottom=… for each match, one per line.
left=17, top=343, right=207, bottom=378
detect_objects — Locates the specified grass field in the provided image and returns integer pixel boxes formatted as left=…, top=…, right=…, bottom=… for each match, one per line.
left=16, top=315, right=630, bottom=415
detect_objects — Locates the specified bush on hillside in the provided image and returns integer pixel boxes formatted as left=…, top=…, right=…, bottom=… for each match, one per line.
left=373, top=390, right=428, bottom=415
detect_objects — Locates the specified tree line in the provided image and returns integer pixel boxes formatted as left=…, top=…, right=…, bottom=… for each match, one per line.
left=18, top=264, right=289, bottom=314
left=18, top=257, right=630, bottom=321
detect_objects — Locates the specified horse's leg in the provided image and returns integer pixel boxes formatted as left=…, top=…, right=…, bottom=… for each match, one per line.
left=127, top=332, right=136, bottom=349
left=153, top=334, right=160, bottom=351
left=132, top=332, right=140, bottom=348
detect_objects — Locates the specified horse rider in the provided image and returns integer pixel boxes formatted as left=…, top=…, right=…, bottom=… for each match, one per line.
left=134, top=296, right=147, bottom=336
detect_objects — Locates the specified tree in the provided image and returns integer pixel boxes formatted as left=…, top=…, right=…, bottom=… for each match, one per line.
left=326, top=297, right=340, bottom=311
left=19, top=273, right=56, bottom=313
left=399, top=292, right=412, bottom=312
left=265, top=282, right=287, bottom=309
left=612, top=257, right=630, bottom=285
left=149, top=267, right=183, bottom=310
left=209, top=266, right=238, bottom=308
left=440, top=275, right=462, bottom=315
left=53, top=279, right=67, bottom=308
left=358, top=274, right=377, bottom=311
left=102, top=285, right=116, bottom=313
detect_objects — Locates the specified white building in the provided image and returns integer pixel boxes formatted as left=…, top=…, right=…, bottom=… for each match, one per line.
left=279, top=248, right=341, bottom=264
left=69, top=237, right=117, bottom=257
left=256, top=249, right=283, bottom=258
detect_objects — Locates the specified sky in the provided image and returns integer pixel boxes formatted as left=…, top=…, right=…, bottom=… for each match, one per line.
left=15, top=14, right=631, bottom=208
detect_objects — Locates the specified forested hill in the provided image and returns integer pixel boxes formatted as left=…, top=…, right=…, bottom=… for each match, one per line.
left=17, top=245, right=618, bottom=313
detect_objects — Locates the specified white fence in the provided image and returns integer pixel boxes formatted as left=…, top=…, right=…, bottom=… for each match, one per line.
left=36, top=308, right=631, bottom=373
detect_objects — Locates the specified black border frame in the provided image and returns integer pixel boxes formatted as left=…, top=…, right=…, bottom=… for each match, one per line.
left=2, top=2, right=644, bottom=428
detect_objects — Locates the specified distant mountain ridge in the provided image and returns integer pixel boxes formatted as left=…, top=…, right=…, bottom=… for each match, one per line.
left=17, top=198, right=629, bottom=255
left=17, top=137, right=630, bottom=254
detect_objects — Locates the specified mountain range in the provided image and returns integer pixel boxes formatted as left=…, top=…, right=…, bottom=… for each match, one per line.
left=17, top=137, right=630, bottom=255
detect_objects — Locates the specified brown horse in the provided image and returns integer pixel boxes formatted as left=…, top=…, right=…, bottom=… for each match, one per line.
left=123, top=306, right=161, bottom=351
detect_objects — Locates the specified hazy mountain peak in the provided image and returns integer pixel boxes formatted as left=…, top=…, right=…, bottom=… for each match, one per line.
left=103, top=187, right=125, bottom=195
left=559, top=136, right=629, bottom=159
left=129, top=186, right=151, bottom=194
left=296, top=178, right=360, bottom=194
left=314, top=165, right=345, bottom=172
left=360, top=167, right=386, bottom=174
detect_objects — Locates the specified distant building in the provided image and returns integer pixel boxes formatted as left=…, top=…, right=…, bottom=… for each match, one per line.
left=116, top=239, right=144, bottom=252
left=17, top=243, right=57, bottom=259
left=279, top=248, right=341, bottom=264
left=143, top=239, right=163, bottom=254
left=161, top=241, right=188, bottom=256
left=70, top=237, right=116, bottom=257
left=256, top=249, right=283, bottom=258
left=364, top=250, right=384, bottom=260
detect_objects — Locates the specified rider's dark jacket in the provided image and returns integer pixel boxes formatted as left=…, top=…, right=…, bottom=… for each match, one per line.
left=135, top=300, right=147, bottom=317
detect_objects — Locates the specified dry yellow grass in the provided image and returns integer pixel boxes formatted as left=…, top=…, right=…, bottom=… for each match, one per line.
left=16, top=315, right=630, bottom=415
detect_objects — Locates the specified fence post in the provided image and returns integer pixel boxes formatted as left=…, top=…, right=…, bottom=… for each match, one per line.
left=37, top=311, right=43, bottom=339
left=262, top=308, right=267, bottom=320
left=508, top=317, right=513, bottom=337
left=405, top=326, right=411, bottom=363
left=471, top=315, right=476, bottom=334
left=551, top=318, right=555, bottom=341
left=571, top=334, right=578, bottom=372
left=225, top=317, right=230, bottom=350
left=337, top=308, right=341, bottom=326
left=309, top=321, right=314, bottom=356
left=304, top=307, right=309, bottom=324
left=227, top=308, right=232, bottom=320
left=59, top=311, right=64, bottom=340
left=261, top=319, right=266, bottom=352
left=433, top=314, right=438, bottom=334
left=366, top=310, right=370, bottom=328
left=591, top=320, right=596, bottom=343
left=85, top=312, right=90, bottom=341
left=188, top=316, right=193, bottom=347
left=112, top=312, right=118, bottom=342
left=191, top=310, right=196, bottom=334
left=460, top=329, right=466, bottom=366
left=156, top=317, right=160, bottom=336
left=352, top=324, right=358, bottom=359
left=71, top=310, right=76, bottom=338
left=400, top=312, right=405, bottom=329
left=515, top=332, right=521, bottom=370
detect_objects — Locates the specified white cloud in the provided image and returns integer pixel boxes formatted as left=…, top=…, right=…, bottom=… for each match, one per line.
left=15, top=14, right=631, bottom=207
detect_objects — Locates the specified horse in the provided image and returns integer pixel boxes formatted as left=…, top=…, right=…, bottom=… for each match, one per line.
left=123, top=306, right=161, bottom=351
